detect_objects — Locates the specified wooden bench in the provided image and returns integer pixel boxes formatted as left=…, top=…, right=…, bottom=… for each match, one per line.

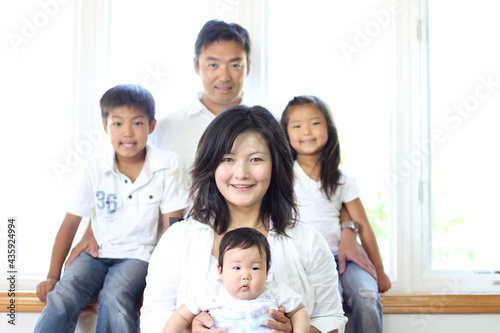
left=2, top=292, right=500, bottom=314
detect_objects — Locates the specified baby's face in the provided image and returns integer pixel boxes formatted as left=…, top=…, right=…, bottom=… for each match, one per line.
left=218, top=246, right=268, bottom=300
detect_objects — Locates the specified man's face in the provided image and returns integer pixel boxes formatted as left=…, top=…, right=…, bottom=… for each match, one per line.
left=195, top=40, right=250, bottom=114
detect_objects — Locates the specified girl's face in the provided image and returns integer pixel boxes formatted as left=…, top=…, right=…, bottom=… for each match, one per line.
left=215, top=131, right=272, bottom=214
left=286, top=104, right=329, bottom=159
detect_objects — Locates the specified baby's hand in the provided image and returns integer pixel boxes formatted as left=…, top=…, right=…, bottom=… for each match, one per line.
left=191, top=311, right=227, bottom=333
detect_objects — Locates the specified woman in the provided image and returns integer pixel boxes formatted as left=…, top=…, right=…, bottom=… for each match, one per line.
left=140, top=105, right=347, bottom=333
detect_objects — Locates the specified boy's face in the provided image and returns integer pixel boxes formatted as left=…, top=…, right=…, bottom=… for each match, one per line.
left=102, top=106, right=156, bottom=163
left=218, top=245, right=268, bottom=300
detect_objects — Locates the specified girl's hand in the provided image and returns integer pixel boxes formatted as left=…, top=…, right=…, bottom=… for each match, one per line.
left=377, top=272, right=392, bottom=293
left=266, top=307, right=292, bottom=333
left=191, top=311, right=227, bottom=333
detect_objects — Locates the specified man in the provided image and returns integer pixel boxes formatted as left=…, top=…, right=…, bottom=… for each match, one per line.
left=150, top=19, right=251, bottom=169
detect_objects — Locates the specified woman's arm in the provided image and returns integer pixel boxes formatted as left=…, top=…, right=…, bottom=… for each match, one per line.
left=295, top=225, right=348, bottom=332
left=344, top=198, right=391, bottom=292
left=140, top=224, right=186, bottom=332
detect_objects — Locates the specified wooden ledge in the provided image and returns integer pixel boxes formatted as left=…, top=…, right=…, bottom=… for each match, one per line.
left=380, top=293, right=500, bottom=314
left=0, top=292, right=142, bottom=313
left=1, top=292, right=500, bottom=314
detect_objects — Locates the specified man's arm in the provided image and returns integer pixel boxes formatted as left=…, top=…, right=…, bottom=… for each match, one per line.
left=160, top=210, right=184, bottom=235
left=36, top=213, right=82, bottom=303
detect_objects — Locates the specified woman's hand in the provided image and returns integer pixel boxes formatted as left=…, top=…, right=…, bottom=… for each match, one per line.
left=265, top=307, right=292, bottom=333
left=191, top=311, right=227, bottom=333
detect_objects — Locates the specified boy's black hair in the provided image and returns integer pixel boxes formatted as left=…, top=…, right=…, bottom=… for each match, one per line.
left=100, top=84, right=155, bottom=125
left=194, top=19, right=251, bottom=69
left=218, top=227, right=271, bottom=272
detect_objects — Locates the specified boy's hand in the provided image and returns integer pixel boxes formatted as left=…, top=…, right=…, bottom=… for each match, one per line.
left=266, top=307, right=292, bottom=333
left=65, top=233, right=98, bottom=269
left=36, top=278, right=58, bottom=303
left=191, top=311, right=227, bottom=333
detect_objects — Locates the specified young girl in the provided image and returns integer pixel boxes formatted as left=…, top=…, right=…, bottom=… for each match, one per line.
left=163, top=227, right=309, bottom=332
left=281, top=95, right=391, bottom=333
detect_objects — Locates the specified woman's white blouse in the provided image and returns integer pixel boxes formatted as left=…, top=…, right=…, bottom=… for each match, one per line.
left=140, top=218, right=347, bottom=332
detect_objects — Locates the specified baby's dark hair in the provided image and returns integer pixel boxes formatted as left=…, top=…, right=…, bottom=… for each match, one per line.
left=218, top=228, right=271, bottom=273
left=100, top=84, right=155, bottom=125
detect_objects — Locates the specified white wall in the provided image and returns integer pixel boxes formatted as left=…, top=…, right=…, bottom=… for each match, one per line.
left=2, top=312, right=500, bottom=332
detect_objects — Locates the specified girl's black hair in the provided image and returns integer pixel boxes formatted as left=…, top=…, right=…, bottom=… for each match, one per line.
left=281, top=95, right=342, bottom=200
left=189, top=105, right=297, bottom=235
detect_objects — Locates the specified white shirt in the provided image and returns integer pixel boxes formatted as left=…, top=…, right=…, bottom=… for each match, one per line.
left=150, top=93, right=216, bottom=170
left=140, top=218, right=347, bottom=332
left=67, top=144, right=189, bottom=262
left=185, top=280, right=302, bottom=318
left=294, top=161, right=360, bottom=254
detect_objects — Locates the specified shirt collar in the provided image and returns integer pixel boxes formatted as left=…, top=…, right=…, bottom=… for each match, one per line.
left=187, top=91, right=245, bottom=116
left=102, top=144, right=164, bottom=176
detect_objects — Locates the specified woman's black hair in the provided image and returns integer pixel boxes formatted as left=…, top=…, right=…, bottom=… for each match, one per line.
left=189, top=105, right=297, bottom=235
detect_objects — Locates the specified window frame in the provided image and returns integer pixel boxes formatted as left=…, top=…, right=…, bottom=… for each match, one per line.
left=3, top=0, right=498, bottom=294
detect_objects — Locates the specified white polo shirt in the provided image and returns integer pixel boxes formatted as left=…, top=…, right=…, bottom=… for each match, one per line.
left=67, top=144, right=189, bottom=262
left=150, top=93, right=216, bottom=170
left=294, top=161, right=360, bottom=254
left=150, top=93, right=248, bottom=170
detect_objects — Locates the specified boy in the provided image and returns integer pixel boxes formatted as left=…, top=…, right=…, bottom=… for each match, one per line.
left=163, top=227, right=310, bottom=333
left=35, top=84, right=189, bottom=333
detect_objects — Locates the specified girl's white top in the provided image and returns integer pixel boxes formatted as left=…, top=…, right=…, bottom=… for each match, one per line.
left=293, top=161, right=360, bottom=254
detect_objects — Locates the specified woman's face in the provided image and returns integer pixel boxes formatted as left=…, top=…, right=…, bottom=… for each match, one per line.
left=215, top=131, right=272, bottom=214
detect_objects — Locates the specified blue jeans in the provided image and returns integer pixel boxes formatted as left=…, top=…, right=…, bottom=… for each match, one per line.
left=34, top=252, right=148, bottom=333
left=335, top=255, right=383, bottom=333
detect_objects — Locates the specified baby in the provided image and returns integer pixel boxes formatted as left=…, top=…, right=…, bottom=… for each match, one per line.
left=163, top=227, right=310, bottom=332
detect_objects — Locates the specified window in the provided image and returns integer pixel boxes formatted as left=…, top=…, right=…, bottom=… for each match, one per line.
left=415, top=0, right=500, bottom=292
left=266, top=0, right=394, bottom=275
left=2, top=0, right=498, bottom=293
left=1, top=0, right=75, bottom=289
